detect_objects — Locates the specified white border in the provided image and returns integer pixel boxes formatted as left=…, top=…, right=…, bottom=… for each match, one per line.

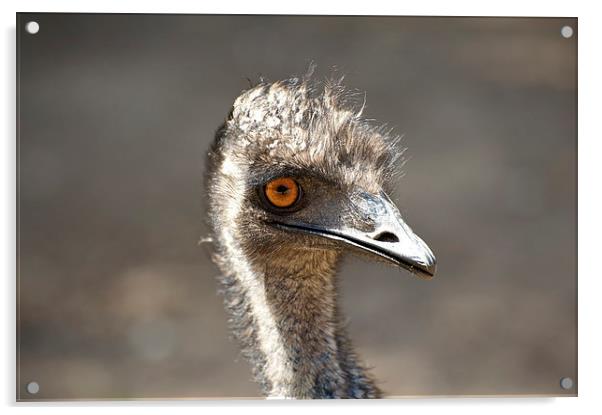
left=3, top=1, right=601, bottom=414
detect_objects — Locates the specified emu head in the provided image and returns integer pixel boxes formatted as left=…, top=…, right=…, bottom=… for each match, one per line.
left=207, top=78, right=436, bottom=279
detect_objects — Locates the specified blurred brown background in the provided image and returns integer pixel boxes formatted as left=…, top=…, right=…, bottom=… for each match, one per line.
left=17, top=14, right=577, bottom=399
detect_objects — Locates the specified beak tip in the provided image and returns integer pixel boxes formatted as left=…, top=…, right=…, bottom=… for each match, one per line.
left=414, top=262, right=436, bottom=280
left=412, top=252, right=437, bottom=279
left=425, top=263, right=437, bottom=278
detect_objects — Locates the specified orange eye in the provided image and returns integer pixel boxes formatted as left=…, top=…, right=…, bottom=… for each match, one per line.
left=264, top=177, right=300, bottom=208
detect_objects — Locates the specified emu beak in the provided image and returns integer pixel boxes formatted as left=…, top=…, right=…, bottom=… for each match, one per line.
left=333, top=191, right=436, bottom=279
left=274, top=191, right=437, bottom=279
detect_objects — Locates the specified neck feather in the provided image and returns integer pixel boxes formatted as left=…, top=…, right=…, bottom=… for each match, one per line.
left=216, top=242, right=381, bottom=398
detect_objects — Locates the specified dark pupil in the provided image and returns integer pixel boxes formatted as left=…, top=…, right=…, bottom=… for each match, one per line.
left=276, top=185, right=289, bottom=194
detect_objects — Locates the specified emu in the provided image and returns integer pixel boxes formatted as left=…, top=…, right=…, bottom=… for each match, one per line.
left=205, top=75, right=436, bottom=399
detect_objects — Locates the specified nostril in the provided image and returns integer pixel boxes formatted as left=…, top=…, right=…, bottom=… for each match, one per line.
left=373, top=232, right=399, bottom=243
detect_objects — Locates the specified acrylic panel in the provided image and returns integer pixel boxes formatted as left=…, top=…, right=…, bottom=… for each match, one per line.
left=16, top=13, right=577, bottom=400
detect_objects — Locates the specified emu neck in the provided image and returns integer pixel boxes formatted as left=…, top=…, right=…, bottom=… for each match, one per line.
left=221, top=245, right=381, bottom=398
left=264, top=251, right=343, bottom=398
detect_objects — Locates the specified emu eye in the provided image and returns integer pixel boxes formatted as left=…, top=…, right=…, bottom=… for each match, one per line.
left=264, top=177, right=300, bottom=209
